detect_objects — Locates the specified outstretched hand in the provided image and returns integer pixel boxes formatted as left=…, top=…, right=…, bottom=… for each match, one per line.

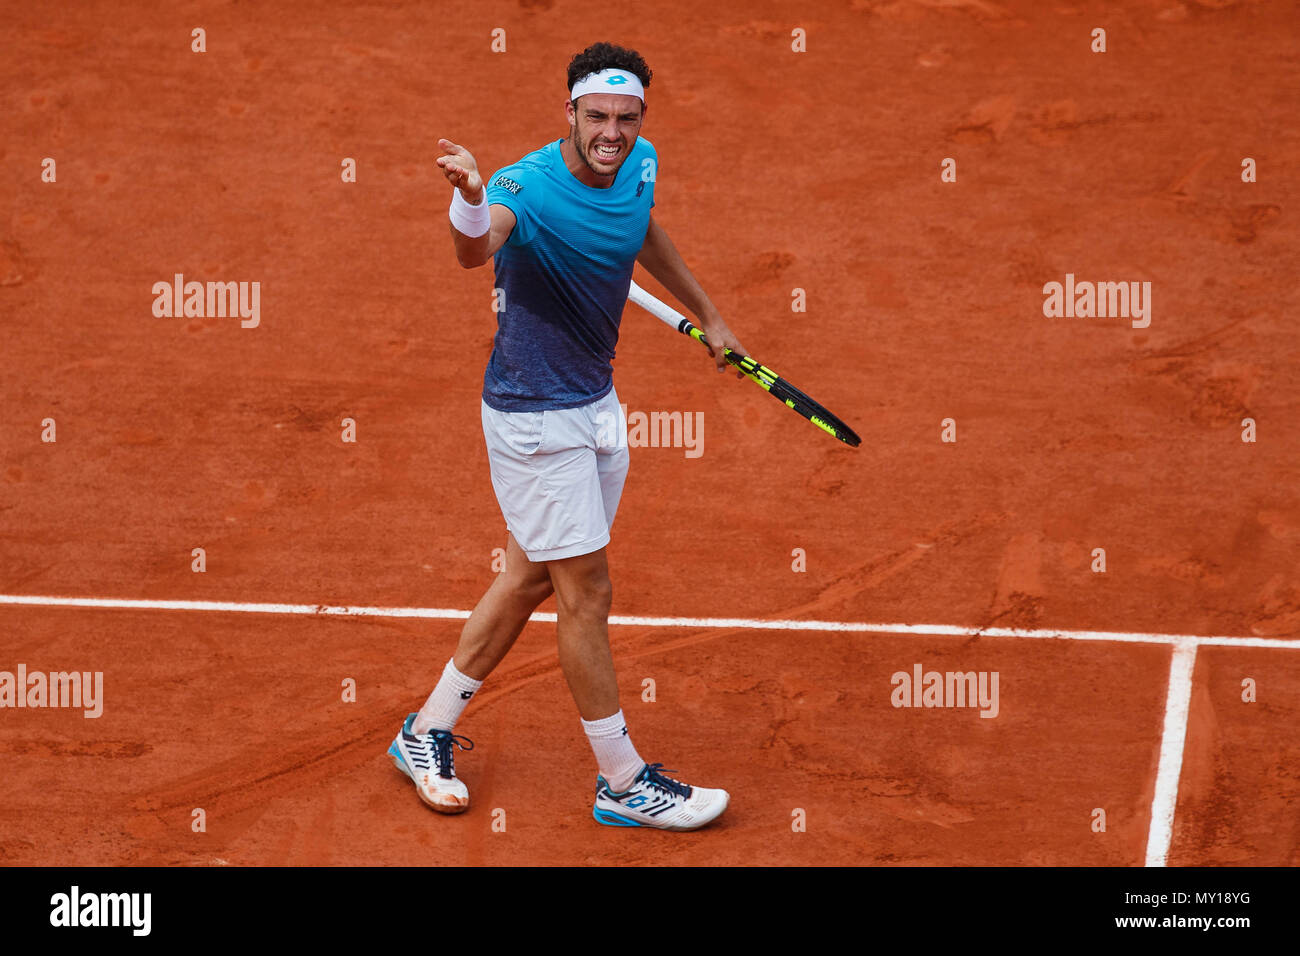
left=437, top=138, right=484, bottom=203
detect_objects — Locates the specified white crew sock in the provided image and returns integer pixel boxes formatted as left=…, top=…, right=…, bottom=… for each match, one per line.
left=581, top=710, right=645, bottom=792
left=413, top=658, right=483, bottom=734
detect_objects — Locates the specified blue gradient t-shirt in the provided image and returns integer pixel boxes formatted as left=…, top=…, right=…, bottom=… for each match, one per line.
left=481, top=136, right=657, bottom=411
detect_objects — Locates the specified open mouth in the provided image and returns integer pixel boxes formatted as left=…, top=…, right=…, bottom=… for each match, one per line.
left=593, top=142, right=621, bottom=162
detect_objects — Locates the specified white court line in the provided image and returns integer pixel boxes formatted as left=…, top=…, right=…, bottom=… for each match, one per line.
left=0, top=593, right=1296, bottom=649
left=2, top=591, right=1294, bottom=868
left=1144, top=640, right=1199, bottom=868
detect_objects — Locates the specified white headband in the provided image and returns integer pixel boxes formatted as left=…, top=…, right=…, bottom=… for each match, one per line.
left=569, top=68, right=645, bottom=104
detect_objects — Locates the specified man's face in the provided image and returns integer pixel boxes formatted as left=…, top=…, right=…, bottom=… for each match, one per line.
left=566, top=92, right=645, bottom=179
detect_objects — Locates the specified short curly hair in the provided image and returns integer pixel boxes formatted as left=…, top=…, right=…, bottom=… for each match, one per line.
left=566, top=42, right=652, bottom=96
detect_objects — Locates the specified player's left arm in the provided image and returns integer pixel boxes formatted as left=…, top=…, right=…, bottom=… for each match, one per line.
left=636, top=215, right=747, bottom=377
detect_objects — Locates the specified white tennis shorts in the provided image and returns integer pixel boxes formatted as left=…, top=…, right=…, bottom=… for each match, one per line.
left=481, top=387, right=629, bottom=562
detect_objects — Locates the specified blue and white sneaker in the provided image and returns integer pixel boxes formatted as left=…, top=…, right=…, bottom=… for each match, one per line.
left=388, top=713, right=474, bottom=814
left=593, top=763, right=729, bottom=831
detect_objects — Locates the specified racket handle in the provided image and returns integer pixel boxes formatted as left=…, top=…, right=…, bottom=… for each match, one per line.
left=628, top=280, right=694, bottom=335
left=627, top=279, right=745, bottom=369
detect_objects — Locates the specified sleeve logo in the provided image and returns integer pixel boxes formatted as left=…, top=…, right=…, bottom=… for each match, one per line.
left=493, top=175, right=523, bottom=195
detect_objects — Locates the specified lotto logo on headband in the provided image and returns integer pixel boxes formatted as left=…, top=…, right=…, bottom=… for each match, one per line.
left=569, top=68, right=645, bottom=103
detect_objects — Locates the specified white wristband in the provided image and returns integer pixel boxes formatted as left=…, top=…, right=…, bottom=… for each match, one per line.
left=449, top=188, right=491, bottom=238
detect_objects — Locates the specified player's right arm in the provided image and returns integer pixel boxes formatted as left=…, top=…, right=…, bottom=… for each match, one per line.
left=437, top=138, right=516, bottom=269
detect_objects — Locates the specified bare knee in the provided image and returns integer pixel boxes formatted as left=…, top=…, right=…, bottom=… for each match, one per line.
left=504, top=567, right=554, bottom=608
left=553, top=569, right=611, bottom=619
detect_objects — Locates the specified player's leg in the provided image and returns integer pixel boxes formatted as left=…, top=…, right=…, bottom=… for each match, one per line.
left=548, top=388, right=728, bottom=831
left=390, top=399, right=559, bottom=815
left=411, top=530, right=550, bottom=733
left=546, top=546, right=729, bottom=831
left=547, top=386, right=627, bottom=722
left=547, top=546, right=618, bottom=721
left=449, top=531, right=553, bottom=681
left=390, top=533, right=553, bottom=815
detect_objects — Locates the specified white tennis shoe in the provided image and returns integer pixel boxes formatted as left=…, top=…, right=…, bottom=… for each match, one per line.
left=593, top=762, right=729, bottom=831
left=388, top=713, right=474, bottom=814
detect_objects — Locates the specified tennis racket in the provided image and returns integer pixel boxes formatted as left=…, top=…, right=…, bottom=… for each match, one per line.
left=627, top=280, right=861, bottom=448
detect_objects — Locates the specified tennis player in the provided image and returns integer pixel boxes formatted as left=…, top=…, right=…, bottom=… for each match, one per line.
left=389, top=42, right=747, bottom=831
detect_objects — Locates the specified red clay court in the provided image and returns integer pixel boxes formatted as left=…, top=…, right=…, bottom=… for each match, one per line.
left=1, top=1, right=1297, bottom=866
